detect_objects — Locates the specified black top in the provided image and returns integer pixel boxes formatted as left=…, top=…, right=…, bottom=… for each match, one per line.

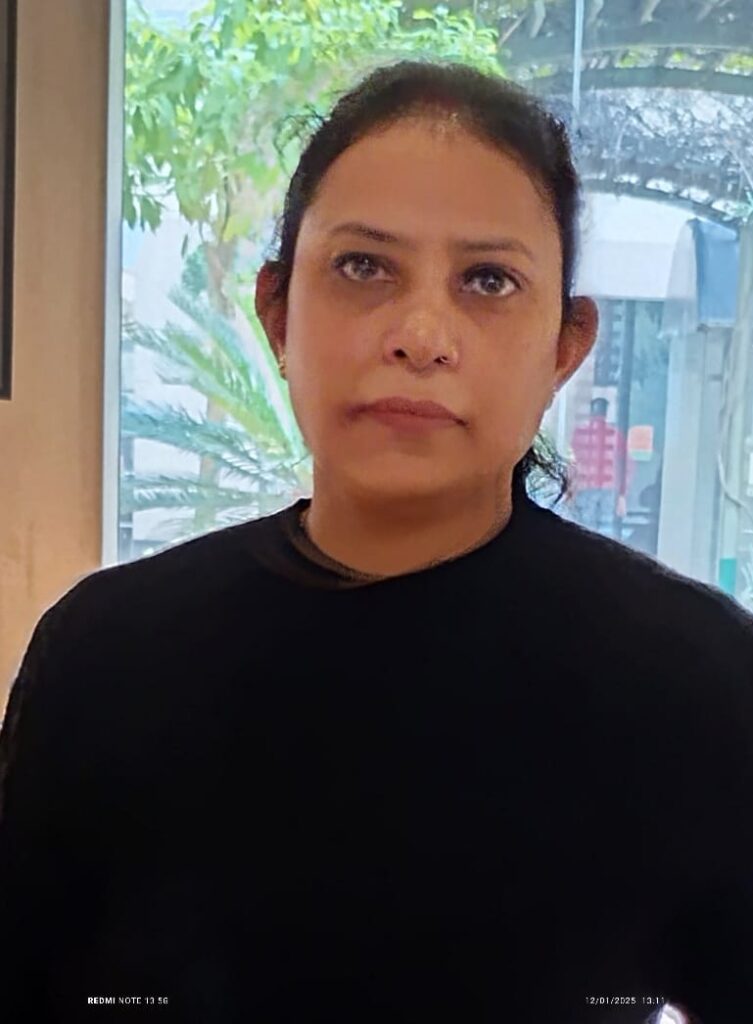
left=2, top=486, right=753, bottom=1024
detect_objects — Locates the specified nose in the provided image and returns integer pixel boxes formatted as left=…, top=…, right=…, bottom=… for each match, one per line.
left=383, top=306, right=460, bottom=372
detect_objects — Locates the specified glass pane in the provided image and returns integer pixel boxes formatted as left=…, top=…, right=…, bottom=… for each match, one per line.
left=514, top=0, right=753, bottom=610
left=117, top=0, right=753, bottom=614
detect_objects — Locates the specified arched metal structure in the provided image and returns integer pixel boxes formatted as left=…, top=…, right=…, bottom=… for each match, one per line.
left=496, top=0, right=753, bottom=225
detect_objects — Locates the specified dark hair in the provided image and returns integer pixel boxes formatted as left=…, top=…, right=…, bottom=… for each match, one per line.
left=263, top=59, right=583, bottom=506
left=590, top=397, right=608, bottom=417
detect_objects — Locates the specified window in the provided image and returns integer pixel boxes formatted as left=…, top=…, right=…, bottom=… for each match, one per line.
left=110, top=0, right=753, bottom=612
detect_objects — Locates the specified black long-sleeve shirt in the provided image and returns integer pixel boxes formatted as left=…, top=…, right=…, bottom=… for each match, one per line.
left=2, top=484, right=753, bottom=1023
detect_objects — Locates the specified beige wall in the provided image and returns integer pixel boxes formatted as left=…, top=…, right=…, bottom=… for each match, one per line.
left=0, top=0, right=109, bottom=706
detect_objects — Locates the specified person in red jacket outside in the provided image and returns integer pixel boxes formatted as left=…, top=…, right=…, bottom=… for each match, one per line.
left=568, top=397, right=635, bottom=534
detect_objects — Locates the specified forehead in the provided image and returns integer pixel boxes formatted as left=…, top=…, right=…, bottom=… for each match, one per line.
left=299, top=117, right=558, bottom=255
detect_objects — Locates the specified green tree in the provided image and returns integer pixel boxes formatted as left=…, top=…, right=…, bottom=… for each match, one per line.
left=122, top=285, right=311, bottom=539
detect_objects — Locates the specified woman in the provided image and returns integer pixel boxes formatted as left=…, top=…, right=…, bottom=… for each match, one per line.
left=2, top=60, right=753, bottom=1024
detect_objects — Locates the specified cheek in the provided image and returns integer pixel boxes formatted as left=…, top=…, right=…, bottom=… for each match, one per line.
left=286, top=363, right=344, bottom=451
left=470, top=359, right=550, bottom=450
left=294, top=302, right=357, bottom=376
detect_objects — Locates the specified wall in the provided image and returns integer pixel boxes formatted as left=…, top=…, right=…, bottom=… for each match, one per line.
left=0, top=0, right=108, bottom=706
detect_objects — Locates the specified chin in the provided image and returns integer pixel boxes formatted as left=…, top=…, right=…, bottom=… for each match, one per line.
left=338, top=460, right=468, bottom=500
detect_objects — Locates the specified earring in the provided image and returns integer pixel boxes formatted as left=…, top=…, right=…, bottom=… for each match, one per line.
left=278, top=351, right=286, bottom=377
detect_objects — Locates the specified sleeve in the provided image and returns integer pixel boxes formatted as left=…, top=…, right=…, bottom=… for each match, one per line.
left=0, top=584, right=108, bottom=1023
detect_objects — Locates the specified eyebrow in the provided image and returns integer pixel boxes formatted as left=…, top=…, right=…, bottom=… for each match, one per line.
left=326, top=221, right=536, bottom=263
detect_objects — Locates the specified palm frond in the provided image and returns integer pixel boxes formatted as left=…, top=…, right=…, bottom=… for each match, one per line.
left=121, top=283, right=313, bottom=545
left=121, top=396, right=302, bottom=482
left=121, top=471, right=297, bottom=515
left=123, top=318, right=287, bottom=446
left=167, top=286, right=305, bottom=455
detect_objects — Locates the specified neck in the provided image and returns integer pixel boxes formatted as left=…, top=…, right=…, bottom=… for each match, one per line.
left=303, top=475, right=515, bottom=577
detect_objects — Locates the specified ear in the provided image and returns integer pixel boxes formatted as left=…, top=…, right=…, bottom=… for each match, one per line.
left=553, top=297, right=599, bottom=392
left=254, top=263, right=288, bottom=362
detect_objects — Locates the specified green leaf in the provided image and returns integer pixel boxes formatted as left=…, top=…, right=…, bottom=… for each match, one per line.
left=122, top=186, right=137, bottom=228
left=222, top=210, right=253, bottom=242
left=141, top=196, right=162, bottom=232
left=220, top=15, right=234, bottom=49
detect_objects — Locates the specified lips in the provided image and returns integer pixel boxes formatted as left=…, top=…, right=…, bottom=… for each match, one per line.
left=358, top=396, right=463, bottom=423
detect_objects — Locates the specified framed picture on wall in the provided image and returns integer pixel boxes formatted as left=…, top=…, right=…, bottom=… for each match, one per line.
left=0, top=0, right=16, bottom=401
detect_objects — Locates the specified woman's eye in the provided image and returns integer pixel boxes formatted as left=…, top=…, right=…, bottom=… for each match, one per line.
left=463, top=266, right=519, bottom=297
left=332, top=252, right=520, bottom=297
left=334, top=252, right=387, bottom=282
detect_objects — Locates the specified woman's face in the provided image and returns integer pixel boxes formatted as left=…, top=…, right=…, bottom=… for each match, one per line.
left=256, top=116, right=597, bottom=505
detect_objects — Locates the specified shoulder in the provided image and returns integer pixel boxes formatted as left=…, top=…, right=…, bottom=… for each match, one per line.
left=7, top=513, right=282, bottom=702
left=49, top=513, right=281, bottom=632
left=523, top=506, right=753, bottom=780
left=529, top=502, right=753, bottom=657
left=1, top=514, right=278, bottom=770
